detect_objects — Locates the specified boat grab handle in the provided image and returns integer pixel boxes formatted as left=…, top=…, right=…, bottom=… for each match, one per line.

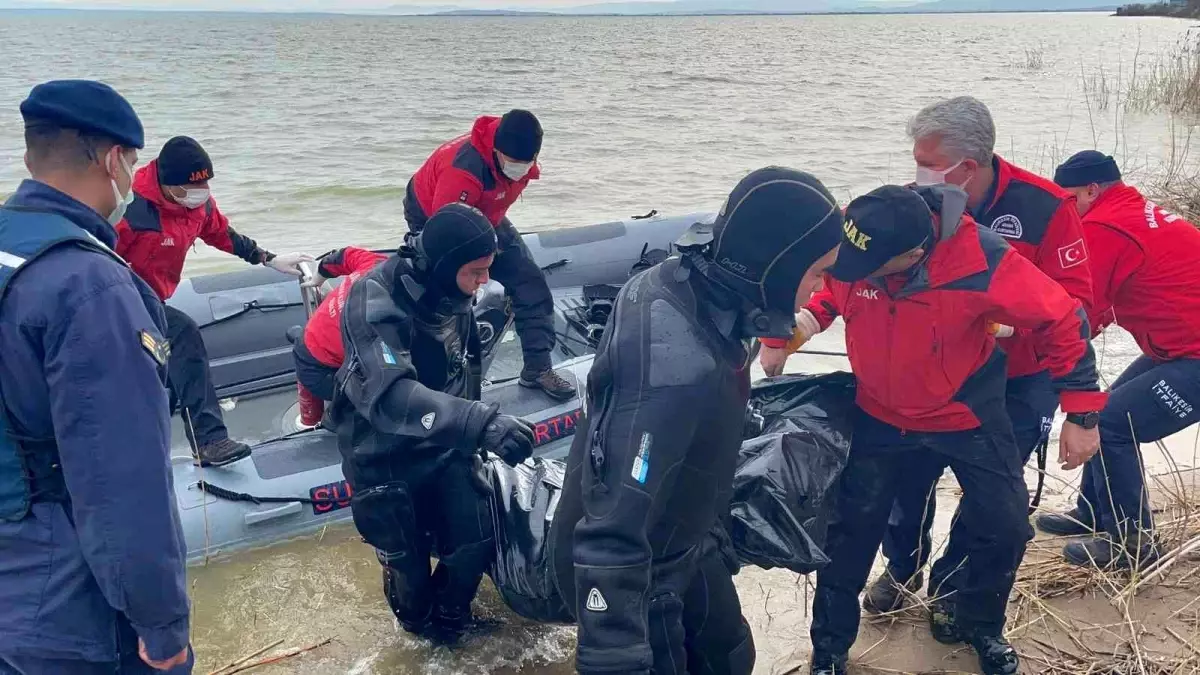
left=244, top=502, right=303, bottom=526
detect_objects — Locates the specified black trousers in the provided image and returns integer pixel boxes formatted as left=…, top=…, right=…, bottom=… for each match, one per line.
left=811, top=407, right=1033, bottom=657
left=552, top=531, right=755, bottom=675
left=363, top=459, right=494, bottom=631
left=292, top=340, right=338, bottom=402
left=883, top=371, right=1057, bottom=593
left=403, top=192, right=555, bottom=376
left=163, top=305, right=226, bottom=448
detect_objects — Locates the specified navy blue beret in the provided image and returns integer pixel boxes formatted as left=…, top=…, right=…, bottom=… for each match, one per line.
left=1054, top=150, right=1122, bottom=188
left=20, top=80, right=144, bottom=150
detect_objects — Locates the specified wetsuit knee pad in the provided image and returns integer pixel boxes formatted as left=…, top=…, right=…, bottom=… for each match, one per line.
left=351, top=482, right=418, bottom=553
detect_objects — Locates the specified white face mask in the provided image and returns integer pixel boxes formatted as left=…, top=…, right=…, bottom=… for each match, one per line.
left=915, top=158, right=965, bottom=187
left=107, top=151, right=136, bottom=226
left=501, top=159, right=532, bottom=181
left=175, top=188, right=210, bottom=209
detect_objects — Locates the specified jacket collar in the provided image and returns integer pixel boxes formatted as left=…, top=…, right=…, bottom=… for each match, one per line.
left=4, top=179, right=120, bottom=249
left=870, top=213, right=989, bottom=298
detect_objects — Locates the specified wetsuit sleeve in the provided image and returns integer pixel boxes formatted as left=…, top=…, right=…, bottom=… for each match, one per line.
left=1082, top=221, right=1145, bottom=337
left=338, top=275, right=495, bottom=452
left=1035, top=199, right=1096, bottom=315
left=758, top=278, right=842, bottom=350
left=572, top=292, right=712, bottom=675
left=429, top=169, right=484, bottom=214
left=983, top=249, right=1107, bottom=413
left=317, top=247, right=388, bottom=279
left=199, top=201, right=274, bottom=265
left=44, top=274, right=189, bottom=661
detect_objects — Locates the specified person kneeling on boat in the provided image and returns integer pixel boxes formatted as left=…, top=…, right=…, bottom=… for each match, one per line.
left=404, top=109, right=577, bottom=401
left=550, top=167, right=844, bottom=675
left=293, top=246, right=387, bottom=404
left=761, top=185, right=1105, bottom=675
left=330, top=203, right=536, bottom=644
left=115, top=136, right=313, bottom=468
left=1034, top=151, right=1200, bottom=569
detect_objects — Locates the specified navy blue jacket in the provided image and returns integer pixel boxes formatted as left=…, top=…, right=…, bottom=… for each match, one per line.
left=0, top=181, right=190, bottom=666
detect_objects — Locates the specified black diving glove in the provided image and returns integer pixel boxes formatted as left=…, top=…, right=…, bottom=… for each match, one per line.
left=480, top=413, right=535, bottom=467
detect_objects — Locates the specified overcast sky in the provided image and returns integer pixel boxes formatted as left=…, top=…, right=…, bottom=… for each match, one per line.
left=14, top=0, right=649, bottom=8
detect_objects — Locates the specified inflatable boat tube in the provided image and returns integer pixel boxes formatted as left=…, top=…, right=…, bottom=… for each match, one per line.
left=168, top=211, right=710, bottom=563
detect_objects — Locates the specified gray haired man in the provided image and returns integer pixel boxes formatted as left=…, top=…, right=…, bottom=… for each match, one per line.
left=865, top=96, right=1099, bottom=657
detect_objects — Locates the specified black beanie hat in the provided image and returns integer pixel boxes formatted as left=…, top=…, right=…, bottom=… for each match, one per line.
left=157, top=136, right=214, bottom=186
left=414, top=203, right=498, bottom=298
left=493, top=109, right=542, bottom=162
left=1054, top=150, right=1122, bottom=188
left=706, top=166, right=844, bottom=315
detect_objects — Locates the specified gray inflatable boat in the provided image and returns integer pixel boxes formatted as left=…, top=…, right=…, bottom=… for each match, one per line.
left=167, top=211, right=710, bottom=564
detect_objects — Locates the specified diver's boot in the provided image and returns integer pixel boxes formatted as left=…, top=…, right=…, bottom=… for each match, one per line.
left=809, top=652, right=848, bottom=675
left=862, top=569, right=923, bottom=614
left=194, top=438, right=252, bottom=467
left=928, top=597, right=965, bottom=645
left=1035, top=508, right=1097, bottom=536
left=519, top=367, right=577, bottom=401
left=1063, top=533, right=1160, bottom=571
left=968, top=633, right=1020, bottom=675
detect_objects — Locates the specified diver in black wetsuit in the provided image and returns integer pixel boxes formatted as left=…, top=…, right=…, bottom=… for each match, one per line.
left=330, top=203, right=536, bottom=644
left=549, top=167, right=846, bottom=675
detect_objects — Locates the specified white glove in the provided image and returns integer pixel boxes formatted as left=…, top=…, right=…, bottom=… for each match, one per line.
left=300, top=272, right=326, bottom=290
left=266, top=252, right=314, bottom=277
left=988, top=322, right=1015, bottom=338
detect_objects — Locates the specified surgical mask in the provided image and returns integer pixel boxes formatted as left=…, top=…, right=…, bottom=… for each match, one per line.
left=175, top=188, right=211, bottom=209
left=915, top=158, right=966, bottom=187
left=107, top=152, right=136, bottom=226
left=500, top=159, right=532, bottom=181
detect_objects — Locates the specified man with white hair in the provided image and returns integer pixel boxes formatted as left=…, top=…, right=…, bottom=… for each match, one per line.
left=856, top=97, right=1097, bottom=636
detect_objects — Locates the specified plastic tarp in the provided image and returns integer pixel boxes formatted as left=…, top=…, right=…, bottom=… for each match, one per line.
left=487, top=370, right=857, bottom=622
left=485, top=456, right=575, bottom=624
left=730, top=371, right=856, bottom=575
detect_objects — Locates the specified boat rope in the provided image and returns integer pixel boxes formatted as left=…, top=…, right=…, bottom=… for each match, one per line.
left=196, top=300, right=304, bottom=330
left=196, top=479, right=344, bottom=506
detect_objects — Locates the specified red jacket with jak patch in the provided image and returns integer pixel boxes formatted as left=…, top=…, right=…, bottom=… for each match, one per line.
left=1081, top=183, right=1200, bottom=360
left=406, top=116, right=541, bottom=227
left=116, top=160, right=272, bottom=301
left=304, top=247, right=389, bottom=368
left=973, top=157, right=1095, bottom=378
left=800, top=215, right=1106, bottom=432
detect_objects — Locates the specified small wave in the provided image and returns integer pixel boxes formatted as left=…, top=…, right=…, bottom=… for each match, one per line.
left=287, top=185, right=405, bottom=200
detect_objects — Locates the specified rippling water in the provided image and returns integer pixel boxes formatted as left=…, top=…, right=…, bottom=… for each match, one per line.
left=0, top=9, right=1192, bottom=673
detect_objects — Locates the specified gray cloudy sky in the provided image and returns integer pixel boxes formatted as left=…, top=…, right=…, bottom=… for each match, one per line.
left=22, top=0, right=639, bottom=8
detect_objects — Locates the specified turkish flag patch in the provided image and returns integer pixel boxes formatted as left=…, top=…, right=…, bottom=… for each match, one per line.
left=1058, top=238, right=1088, bottom=269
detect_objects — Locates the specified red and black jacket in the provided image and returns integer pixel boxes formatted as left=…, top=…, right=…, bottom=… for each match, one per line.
left=1082, top=183, right=1200, bottom=360
left=404, top=115, right=541, bottom=228
left=973, top=156, right=1095, bottom=378
left=769, top=212, right=1105, bottom=432
left=116, top=160, right=273, bottom=301
left=304, top=247, right=389, bottom=368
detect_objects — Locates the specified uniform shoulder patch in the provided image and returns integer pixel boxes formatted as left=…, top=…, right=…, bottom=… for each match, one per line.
left=139, top=330, right=170, bottom=367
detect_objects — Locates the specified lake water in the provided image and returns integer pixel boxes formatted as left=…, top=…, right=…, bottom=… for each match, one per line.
left=0, top=9, right=1193, bottom=674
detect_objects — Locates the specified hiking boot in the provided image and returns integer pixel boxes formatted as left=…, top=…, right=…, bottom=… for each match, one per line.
left=1063, top=535, right=1160, bottom=571
left=969, top=633, right=1020, bottom=675
left=195, top=438, right=251, bottom=467
left=809, top=652, right=848, bottom=675
left=928, top=597, right=964, bottom=645
left=863, top=570, right=923, bottom=614
left=1036, top=508, right=1096, bottom=536
left=519, top=368, right=577, bottom=401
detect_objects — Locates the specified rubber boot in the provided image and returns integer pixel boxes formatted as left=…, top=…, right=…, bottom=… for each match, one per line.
left=809, top=652, right=849, bottom=675
left=862, top=570, right=923, bottom=614
left=1035, top=508, right=1096, bottom=536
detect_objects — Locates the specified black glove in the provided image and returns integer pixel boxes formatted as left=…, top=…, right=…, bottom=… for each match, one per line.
left=480, top=413, right=535, bottom=467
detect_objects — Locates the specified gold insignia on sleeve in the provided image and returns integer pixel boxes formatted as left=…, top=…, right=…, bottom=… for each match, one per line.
left=139, top=330, right=170, bottom=366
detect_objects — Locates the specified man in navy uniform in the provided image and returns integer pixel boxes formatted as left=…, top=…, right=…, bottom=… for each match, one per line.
left=0, top=81, right=191, bottom=673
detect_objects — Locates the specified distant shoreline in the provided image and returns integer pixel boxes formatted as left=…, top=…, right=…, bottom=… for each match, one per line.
left=0, top=6, right=1121, bottom=17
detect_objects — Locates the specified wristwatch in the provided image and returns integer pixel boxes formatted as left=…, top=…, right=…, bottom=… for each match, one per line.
left=1066, top=411, right=1100, bottom=429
